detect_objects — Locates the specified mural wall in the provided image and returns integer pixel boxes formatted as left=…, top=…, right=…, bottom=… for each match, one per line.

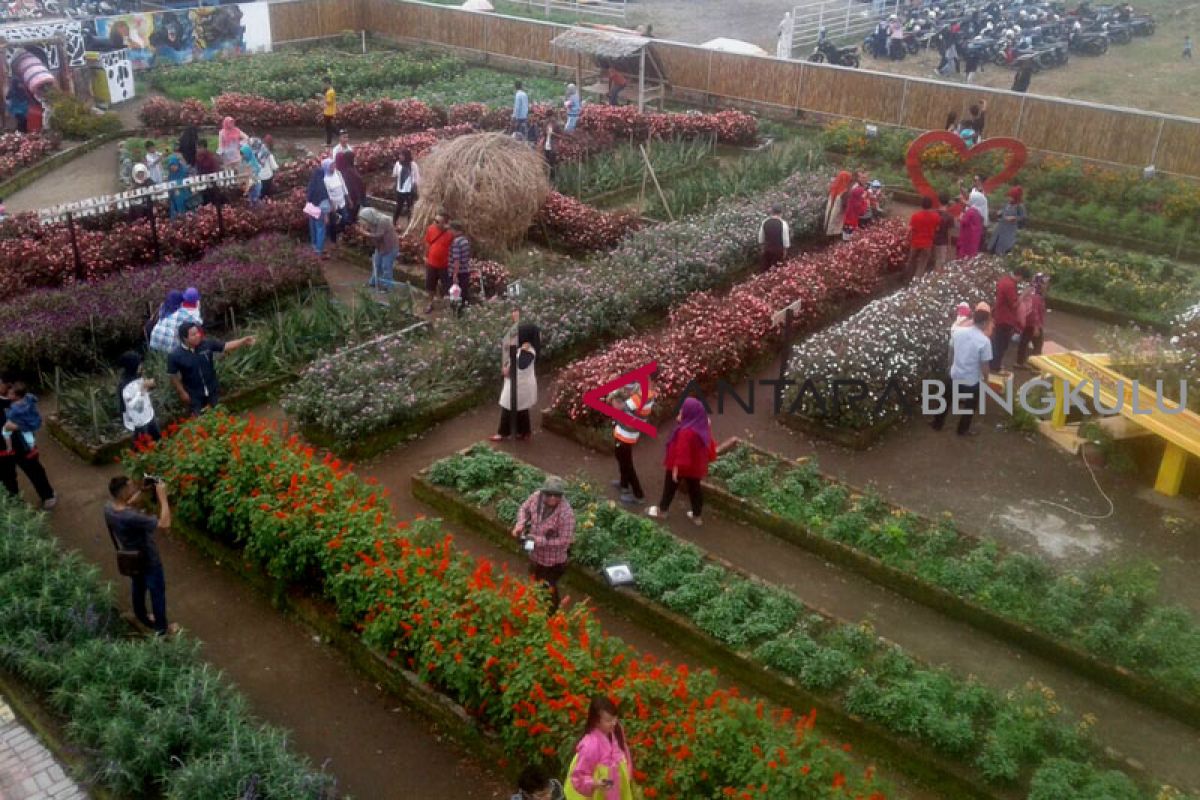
left=81, top=3, right=271, bottom=70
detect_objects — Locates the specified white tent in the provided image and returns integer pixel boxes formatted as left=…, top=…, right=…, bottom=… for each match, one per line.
left=461, top=0, right=494, bottom=11
left=700, top=38, right=769, bottom=57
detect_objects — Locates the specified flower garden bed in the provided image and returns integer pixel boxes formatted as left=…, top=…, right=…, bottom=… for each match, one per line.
left=547, top=220, right=909, bottom=429
left=0, top=495, right=333, bottom=799
left=704, top=439, right=1200, bottom=730
left=416, top=445, right=1171, bottom=800
left=128, top=412, right=885, bottom=800
left=48, top=289, right=417, bottom=464
left=782, top=258, right=1010, bottom=446
left=284, top=171, right=831, bottom=456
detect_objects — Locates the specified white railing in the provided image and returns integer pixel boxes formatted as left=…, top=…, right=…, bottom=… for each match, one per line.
left=510, top=0, right=625, bottom=22
left=790, top=0, right=903, bottom=53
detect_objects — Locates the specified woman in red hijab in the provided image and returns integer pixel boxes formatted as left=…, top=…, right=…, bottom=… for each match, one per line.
left=646, top=397, right=717, bottom=526
left=824, top=170, right=854, bottom=237
left=841, top=171, right=869, bottom=241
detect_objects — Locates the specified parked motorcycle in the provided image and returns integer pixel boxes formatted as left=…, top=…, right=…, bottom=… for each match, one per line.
left=1069, top=30, right=1108, bottom=54
left=810, top=40, right=861, bottom=67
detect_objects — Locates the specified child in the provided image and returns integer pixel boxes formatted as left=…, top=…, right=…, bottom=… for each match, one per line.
left=4, top=382, right=41, bottom=453
left=611, top=376, right=656, bottom=505
left=144, top=141, right=164, bottom=184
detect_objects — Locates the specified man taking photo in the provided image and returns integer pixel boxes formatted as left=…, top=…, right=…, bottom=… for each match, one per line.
left=104, top=475, right=179, bottom=636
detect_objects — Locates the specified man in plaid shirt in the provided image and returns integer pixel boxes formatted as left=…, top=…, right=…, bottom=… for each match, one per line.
left=510, top=475, right=575, bottom=612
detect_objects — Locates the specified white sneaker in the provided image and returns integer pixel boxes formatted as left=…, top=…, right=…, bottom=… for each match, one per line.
left=42, top=496, right=57, bottom=510
left=646, top=506, right=667, bottom=519
left=686, top=511, right=703, bottom=527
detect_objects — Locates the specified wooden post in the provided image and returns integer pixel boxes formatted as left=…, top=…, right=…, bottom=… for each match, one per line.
left=640, top=144, right=673, bottom=221
left=1154, top=442, right=1188, bottom=497
left=1051, top=377, right=1067, bottom=429
left=638, top=46, right=646, bottom=113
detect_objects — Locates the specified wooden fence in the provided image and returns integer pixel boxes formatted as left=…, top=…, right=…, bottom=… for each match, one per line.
left=269, top=0, right=1200, bottom=177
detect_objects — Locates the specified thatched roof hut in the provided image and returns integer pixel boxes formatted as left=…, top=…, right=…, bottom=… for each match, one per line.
left=551, top=27, right=667, bottom=111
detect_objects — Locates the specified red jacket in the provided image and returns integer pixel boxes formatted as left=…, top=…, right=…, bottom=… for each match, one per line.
left=424, top=224, right=454, bottom=269
left=993, top=274, right=1021, bottom=328
left=663, top=429, right=718, bottom=480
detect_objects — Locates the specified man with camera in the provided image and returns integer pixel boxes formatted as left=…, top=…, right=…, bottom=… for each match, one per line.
left=104, top=475, right=179, bottom=637
left=510, top=476, right=575, bottom=613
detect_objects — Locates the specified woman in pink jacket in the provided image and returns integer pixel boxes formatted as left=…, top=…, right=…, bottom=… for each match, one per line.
left=956, top=203, right=984, bottom=259
left=567, top=697, right=634, bottom=800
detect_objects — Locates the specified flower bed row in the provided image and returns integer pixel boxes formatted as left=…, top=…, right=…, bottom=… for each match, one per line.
left=706, top=440, right=1200, bottom=727
left=0, top=495, right=333, bottom=798
left=283, top=172, right=831, bottom=451
left=548, top=220, right=909, bottom=425
left=0, top=235, right=323, bottom=376
left=51, top=288, right=416, bottom=463
left=418, top=445, right=1165, bottom=799
left=0, top=132, right=60, bottom=183
left=783, top=258, right=1009, bottom=440
left=128, top=413, right=883, bottom=800
left=139, top=96, right=758, bottom=147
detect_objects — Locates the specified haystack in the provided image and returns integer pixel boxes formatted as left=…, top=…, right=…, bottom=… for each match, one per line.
left=407, top=133, right=550, bottom=253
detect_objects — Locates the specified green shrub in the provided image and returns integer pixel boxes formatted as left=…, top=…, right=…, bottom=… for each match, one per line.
left=48, top=90, right=121, bottom=139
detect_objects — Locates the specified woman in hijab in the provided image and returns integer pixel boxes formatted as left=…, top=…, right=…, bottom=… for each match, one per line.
left=144, top=289, right=183, bottom=342
left=956, top=201, right=984, bottom=259
left=564, top=83, right=582, bottom=132
left=391, top=148, right=419, bottom=223
left=491, top=322, right=540, bottom=441
left=322, top=157, right=349, bottom=244
left=335, top=149, right=366, bottom=223
left=239, top=143, right=263, bottom=203
left=164, top=154, right=191, bottom=218
left=305, top=160, right=332, bottom=256
left=252, top=136, right=278, bottom=198
left=177, top=125, right=199, bottom=168
left=646, top=396, right=717, bottom=526
left=1015, top=273, right=1048, bottom=368
left=117, top=351, right=160, bottom=444
left=988, top=186, right=1026, bottom=256
left=824, top=170, right=853, bottom=237
left=217, top=116, right=246, bottom=167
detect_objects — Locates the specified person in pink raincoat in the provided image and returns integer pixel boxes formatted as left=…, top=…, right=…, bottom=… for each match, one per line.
left=956, top=203, right=984, bottom=259
left=567, top=697, right=635, bottom=800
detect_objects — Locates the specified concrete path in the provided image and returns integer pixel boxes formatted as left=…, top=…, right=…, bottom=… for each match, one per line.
left=0, top=698, right=86, bottom=800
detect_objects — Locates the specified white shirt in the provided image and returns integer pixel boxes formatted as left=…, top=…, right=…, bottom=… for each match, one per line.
left=257, top=151, right=277, bottom=181
left=325, top=172, right=347, bottom=210
left=145, top=151, right=163, bottom=184
left=392, top=160, right=420, bottom=193
left=968, top=187, right=989, bottom=222
left=331, top=143, right=353, bottom=160
left=122, top=378, right=156, bottom=431
left=544, top=127, right=554, bottom=152
left=949, top=326, right=992, bottom=385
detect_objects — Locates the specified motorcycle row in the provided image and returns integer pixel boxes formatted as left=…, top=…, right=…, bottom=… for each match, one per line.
left=810, top=1, right=1156, bottom=73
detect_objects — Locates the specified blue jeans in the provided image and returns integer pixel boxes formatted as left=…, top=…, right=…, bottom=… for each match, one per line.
left=248, top=181, right=262, bottom=204
left=370, top=250, right=397, bottom=290
left=132, top=562, right=169, bottom=635
left=309, top=210, right=328, bottom=254
left=565, top=113, right=579, bottom=132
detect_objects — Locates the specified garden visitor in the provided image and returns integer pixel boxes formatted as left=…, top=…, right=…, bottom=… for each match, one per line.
left=323, top=77, right=337, bottom=146
left=448, top=219, right=473, bottom=313
left=104, top=475, right=178, bottom=637
left=145, top=289, right=183, bottom=342
left=1015, top=273, right=1049, bottom=369
left=564, top=83, right=582, bottom=132
left=611, top=375, right=655, bottom=505
left=888, top=15, right=905, bottom=60
left=194, top=139, right=221, bottom=205
left=359, top=208, right=399, bottom=293
left=989, top=265, right=1030, bottom=371
left=568, top=697, right=636, bottom=800
left=492, top=323, right=540, bottom=441
left=606, top=64, right=627, bottom=106
left=164, top=155, right=191, bottom=219
left=824, top=170, right=853, bottom=237
left=965, top=100, right=987, bottom=139
left=964, top=49, right=982, bottom=84
left=391, top=148, right=420, bottom=223
left=6, top=79, right=29, bottom=133
left=217, top=116, right=247, bottom=167
left=323, top=158, right=349, bottom=244
left=932, top=307, right=992, bottom=436
left=956, top=202, right=984, bottom=259
left=541, top=120, right=560, bottom=182
left=1185, top=35, right=1194, bottom=60
left=646, top=396, right=717, bottom=526
left=181, top=287, right=201, bottom=325
left=332, top=129, right=353, bottom=161
left=0, top=376, right=55, bottom=510
left=906, top=196, right=941, bottom=282
left=842, top=172, right=869, bottom=241
left=144, top=141, right=164, bottom=184
left=511, top=764, right=564, bottom=800
left=513, top=81, right=530, bottom=139
left=945, top=110, right=959, bottom=132
left=423, top=210, right=455, bottom=313
left=238, top=143, right=263, bottom=203
left=130, top=163, right=151, bottom=191
left=959, top=122, right=978, bottom=148
left=777, top=11, right=794, bottom=59
left=335, top=150, right=366, bottom=223
left=4, top=382, right=42, bottom=459
left=988, top=186, right=1026, bottom=255
left=167, top=321, right=256, bottom=416
left=758, top=203, right=790, bottom=272
left=1011, top=60, right=1034, bottom=93
left=959, top=174, right=989, bottom=233
left=510, top=475, right=574, bottom=613
left=305, top=161, right=332, bottom=256
left=177, top=125, right=199, bottom=167
left=933, top=192, right=955, bottom=268
left=251, top=136, right=278, bottom=198
left=117, top=351, right=160, bottom=444
left=149, top=291, right=202, bottom=353
left=952, top=301, right=973, bottom=332
left=864, top=179, right=886, bottom=224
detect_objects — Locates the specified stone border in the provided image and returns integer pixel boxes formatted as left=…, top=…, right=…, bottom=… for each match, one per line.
left=703, top=437, right=1200, bottom=734
left=411, top=464, right=1018, bottom=800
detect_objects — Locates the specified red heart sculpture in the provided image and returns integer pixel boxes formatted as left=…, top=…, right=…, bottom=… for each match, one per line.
left=905, top=131, right=1028, bottom=211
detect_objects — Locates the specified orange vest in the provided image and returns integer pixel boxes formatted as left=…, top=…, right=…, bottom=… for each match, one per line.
left=614, top=391, right=654, bottom=444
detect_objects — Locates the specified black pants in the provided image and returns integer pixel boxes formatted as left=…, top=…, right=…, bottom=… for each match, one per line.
left=0, top=437, right=54, bottom=501
left=615, top=441, right=643, bottom=499
left=990, top=323, right=1017, bottom=371
left=326, top=207, right=346, bottom=244
left=393, top=190, right=416, bottom=222
left=324, top=115, right=335, bottom=146
left=760, top=248, right=785, bottom=273
left=544, top=149, right=558, bottom=182
left=132, top=562, right=169, bottom=635
left=660, top=471, right=702, bottom=516
left=453, top=272, right=473, bottom=316
left=498, top=409, right=531, bottom=437
left=932, top=380, right=980, bottom=435
left=530, top=561, right=566, bottom=613
left=1017, top=326, right=1044, bottom=365
left=260, top=177, right=274, bottom=198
